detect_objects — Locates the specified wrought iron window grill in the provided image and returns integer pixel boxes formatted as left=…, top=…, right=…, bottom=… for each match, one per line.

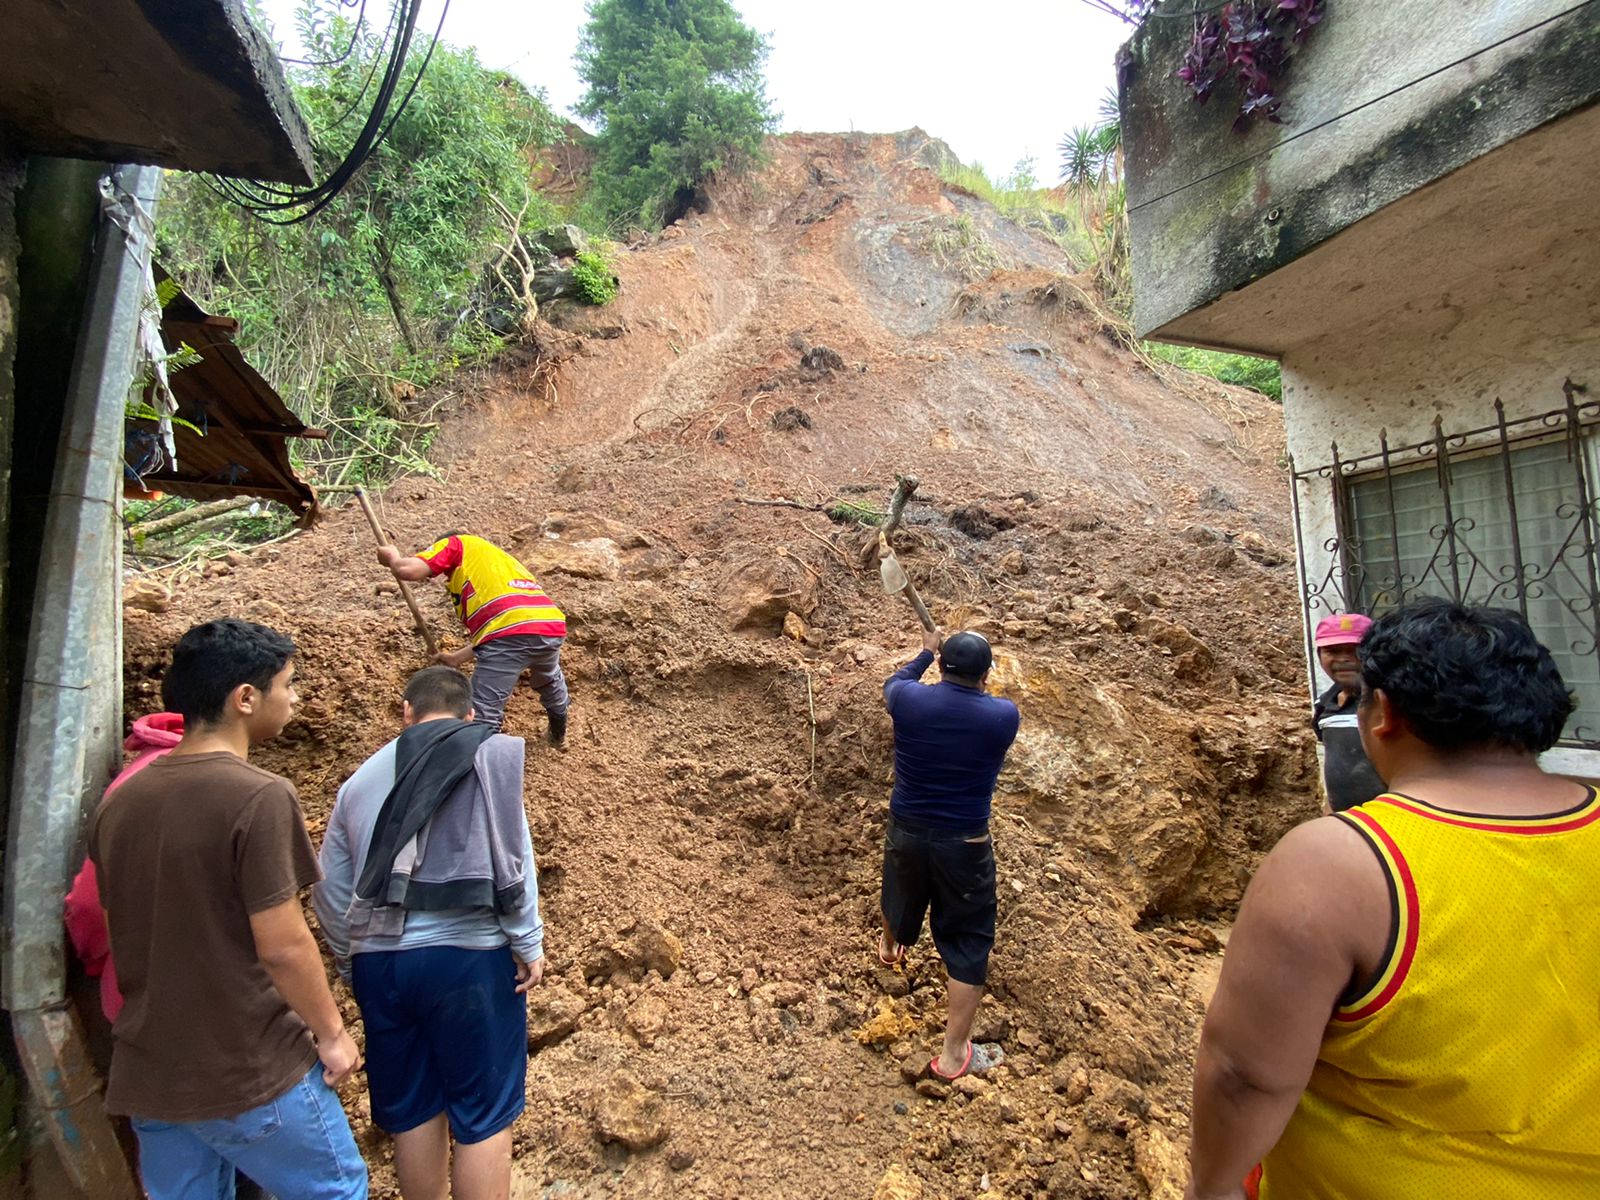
left=1290, top=379, right=1600, bottom=746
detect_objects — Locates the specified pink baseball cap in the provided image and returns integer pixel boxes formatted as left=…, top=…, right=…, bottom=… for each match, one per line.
left=1314, top=612, right=1373, bottom=647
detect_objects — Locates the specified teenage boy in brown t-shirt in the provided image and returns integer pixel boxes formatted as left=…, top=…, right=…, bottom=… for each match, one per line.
left=90, top=619, right=368, bottom=1200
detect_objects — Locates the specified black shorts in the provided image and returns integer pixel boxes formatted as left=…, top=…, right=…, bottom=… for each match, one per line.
left=880, top=815, right=996, bottom=986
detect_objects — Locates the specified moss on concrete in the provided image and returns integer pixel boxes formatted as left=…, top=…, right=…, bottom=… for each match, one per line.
left=1127, top=4, right=1600, bottom=335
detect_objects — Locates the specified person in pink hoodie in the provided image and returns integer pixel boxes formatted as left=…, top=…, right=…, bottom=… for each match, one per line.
left=64, top=711, right=185, bottom=1022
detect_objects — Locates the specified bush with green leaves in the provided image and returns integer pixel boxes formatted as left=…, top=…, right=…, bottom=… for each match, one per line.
left=571, top=251, right=619, bottom=305
left=156, top=5, right=566, bottom=508
left=1144, top=342, right=1282, bottom=401
left=577, top=0, right=776, bottom=228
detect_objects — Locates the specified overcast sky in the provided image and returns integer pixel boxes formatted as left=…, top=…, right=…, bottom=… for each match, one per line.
left=258, top=0, right=1132, bottom=183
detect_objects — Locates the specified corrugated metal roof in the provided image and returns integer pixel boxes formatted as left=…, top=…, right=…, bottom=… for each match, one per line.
left=129, top=269, right=321, bottom=516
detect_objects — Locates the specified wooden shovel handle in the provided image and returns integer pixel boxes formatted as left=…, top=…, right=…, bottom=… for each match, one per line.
left=354, top=488, right=440, bottom=657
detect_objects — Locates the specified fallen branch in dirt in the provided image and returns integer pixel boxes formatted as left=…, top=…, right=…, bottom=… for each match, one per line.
left=882, top=474, right=919, bottom=538
left=488, top=193, right=542, bottom=335
left=776, top=547, right=822, bottom=581
left=856, top=473, right=921, bottom=567
left=734, top=497, right=821, bottom=511
left=127, top=497, right=255, bottom=540
left=801, top=525, right=855, bottom=569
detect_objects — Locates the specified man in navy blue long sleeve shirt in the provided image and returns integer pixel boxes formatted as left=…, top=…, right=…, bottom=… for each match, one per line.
left=879, top=628, right=1020, bottom=1082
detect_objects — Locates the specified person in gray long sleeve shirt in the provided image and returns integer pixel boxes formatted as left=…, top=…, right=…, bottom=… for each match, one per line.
left=314, top=667, right=542, bottom=1200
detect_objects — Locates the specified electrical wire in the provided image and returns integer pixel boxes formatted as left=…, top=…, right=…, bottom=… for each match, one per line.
left=1079, top=0, right=1236, bottom=23
left=322, top=0, right=400, bottom=130
left=213, top=0, right=450, bottom=225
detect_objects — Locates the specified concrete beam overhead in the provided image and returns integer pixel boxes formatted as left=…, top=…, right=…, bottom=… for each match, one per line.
left=0, top=0, right=313, bottom=183
left=1120, top=0, right=1600, bottom=350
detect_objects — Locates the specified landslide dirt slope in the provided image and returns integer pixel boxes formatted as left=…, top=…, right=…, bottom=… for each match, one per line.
left=125, top=130, right=1319, bottom=1200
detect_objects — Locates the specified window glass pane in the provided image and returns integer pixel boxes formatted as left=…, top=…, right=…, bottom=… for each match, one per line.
left=1347, top=437, right=1600, bottom=745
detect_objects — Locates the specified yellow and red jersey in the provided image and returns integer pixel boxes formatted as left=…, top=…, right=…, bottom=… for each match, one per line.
left=416, top=535, right=566, bottom=645
left=1262, top=788, right=1600, bottom=1200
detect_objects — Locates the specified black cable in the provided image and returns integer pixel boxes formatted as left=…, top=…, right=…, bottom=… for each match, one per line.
left=1079, top=0, right=1235, bottom=23
left=1128, top=0, right=1598, bottom=214
left=213, top=0, right=451, bottom=224
left=245, top=0, right=423, bottom=212
left=214, top=0, right=415, bottom=211
left=323, top=0, right=400, bottom=130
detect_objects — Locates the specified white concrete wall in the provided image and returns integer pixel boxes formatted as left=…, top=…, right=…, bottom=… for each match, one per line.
left=1282, top=223, right=1600, bottom=772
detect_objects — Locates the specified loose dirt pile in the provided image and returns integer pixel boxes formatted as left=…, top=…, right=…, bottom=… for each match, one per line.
left=124, top=130, right=1319, bottom=1199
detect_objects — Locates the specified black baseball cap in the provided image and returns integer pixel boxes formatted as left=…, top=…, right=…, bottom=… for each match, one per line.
left=940, top=631, right=993, bottom=677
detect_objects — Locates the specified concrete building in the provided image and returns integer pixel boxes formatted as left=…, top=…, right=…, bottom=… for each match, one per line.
left=1120, top=0, right=1600, bottom=773
left=0, top=3, right=311, bottom=1194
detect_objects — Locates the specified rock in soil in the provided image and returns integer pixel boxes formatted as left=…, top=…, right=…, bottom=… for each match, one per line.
left=591, top=1071, right=670, bottom=1151
left=872, top=1163, right=925, bottom=1200
left=526, top=984, right=586, bottom=1050
left=626, top=992, right=671, bottom=1047
left=667, top=1147, right=697, bottom=1171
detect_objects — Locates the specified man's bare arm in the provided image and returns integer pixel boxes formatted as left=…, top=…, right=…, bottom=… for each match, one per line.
left=376, top=545, right=433, bottom=581
left=1186, top=818, right=1389, bottom=1200
left=250, top=898, right=363, bottom=1085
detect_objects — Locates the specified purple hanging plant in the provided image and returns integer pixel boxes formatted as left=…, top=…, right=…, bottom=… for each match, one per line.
left=1175, top=0, right=1326, bottom=131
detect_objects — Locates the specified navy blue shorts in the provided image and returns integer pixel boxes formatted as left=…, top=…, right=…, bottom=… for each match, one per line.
left=881, top=815, right=997, bottom=986
left=351, top=945, right=527, bottom=1143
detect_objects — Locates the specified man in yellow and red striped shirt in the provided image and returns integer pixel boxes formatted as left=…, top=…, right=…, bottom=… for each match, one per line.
left=378, top=534, right=569, bottom=744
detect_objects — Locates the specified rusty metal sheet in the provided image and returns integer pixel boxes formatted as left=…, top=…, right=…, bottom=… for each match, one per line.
left=130, top=270, right=320, bottom=515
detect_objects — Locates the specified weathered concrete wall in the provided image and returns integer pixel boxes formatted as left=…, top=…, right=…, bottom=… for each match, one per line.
left=0, top=0, right=312, bottom=182
left=0, top=149, right=20, bottom=686
left=1284, top=207, right=1600, bottom=773
left=1122, top=0, right=1600, bottom=341
left=0, top=147, right=20, bottom=855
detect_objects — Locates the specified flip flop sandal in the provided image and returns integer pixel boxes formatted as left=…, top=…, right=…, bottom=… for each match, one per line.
left=876, top=936, right=906, bottom=967
left=927, top=1041, right=1005, bottom=1082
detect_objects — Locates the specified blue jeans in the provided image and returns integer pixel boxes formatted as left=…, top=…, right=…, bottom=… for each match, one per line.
left=132, top=1064, right=367, bottom=1200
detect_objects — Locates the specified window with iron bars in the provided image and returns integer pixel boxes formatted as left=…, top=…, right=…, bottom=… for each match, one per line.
left=1291, top=381, right=1600, bottom=747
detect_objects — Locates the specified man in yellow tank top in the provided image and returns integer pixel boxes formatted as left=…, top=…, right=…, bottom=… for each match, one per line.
left=1186, top=598, right=1599, bottom=1200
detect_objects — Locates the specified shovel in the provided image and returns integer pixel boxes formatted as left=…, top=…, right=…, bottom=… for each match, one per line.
left=878, top=530, right=936, bottom=633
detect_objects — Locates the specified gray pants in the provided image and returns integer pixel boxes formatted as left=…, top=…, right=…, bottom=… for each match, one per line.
left=470, top=634, right=568, bottom=731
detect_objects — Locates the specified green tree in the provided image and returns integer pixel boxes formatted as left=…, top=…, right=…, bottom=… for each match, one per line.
left=289, top=8, right=560, bottom=351
left=1058, top=125, right=1105, bottom=192
left=156, top=6, right=562, bottom=493
left=576, top=0, right=776, bottom=228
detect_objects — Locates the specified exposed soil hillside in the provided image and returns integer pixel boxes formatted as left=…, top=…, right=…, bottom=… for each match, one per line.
left=123, top=130, right=1319, bottom=1200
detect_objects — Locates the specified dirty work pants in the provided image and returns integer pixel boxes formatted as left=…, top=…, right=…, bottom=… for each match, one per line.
left=470, top=633, right=568, bottom=731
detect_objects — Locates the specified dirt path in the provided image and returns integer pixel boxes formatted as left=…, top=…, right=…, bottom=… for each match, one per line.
left=124, top=130, right=1319, bottom=1200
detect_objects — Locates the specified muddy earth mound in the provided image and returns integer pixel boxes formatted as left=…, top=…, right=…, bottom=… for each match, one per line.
left=124, top=130, right=1318, bottom=1199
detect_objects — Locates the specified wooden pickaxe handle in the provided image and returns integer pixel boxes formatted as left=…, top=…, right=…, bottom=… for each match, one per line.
left=878, top=530, right=937, bottom=633
left=354, top=488, right=440, bottom=657
left=903, top=578, right=936, bottom=633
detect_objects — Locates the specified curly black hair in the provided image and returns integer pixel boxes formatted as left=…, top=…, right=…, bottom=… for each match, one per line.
left=1358, top=598, right=1574, bottom=753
